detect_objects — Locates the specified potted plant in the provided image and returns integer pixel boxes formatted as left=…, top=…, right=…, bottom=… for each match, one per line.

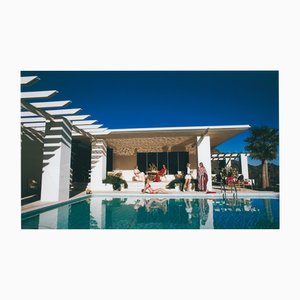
left=103, top=175, right=128, bottom=191
left=148, top=163, right=157, bottom=172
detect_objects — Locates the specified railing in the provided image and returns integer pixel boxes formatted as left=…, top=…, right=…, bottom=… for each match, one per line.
left=220, top=180, right=238, bottom=199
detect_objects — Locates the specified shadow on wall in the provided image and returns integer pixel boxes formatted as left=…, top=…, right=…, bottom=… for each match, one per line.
left=21, top=134, right=43, bottom=198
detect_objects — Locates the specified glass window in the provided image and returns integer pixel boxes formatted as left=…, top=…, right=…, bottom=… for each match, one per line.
left=168, top=152, right=178, bottom=174
left=137, top=151, right=189, bottom=174
left=147, top=152, right=157, bottom=169
left=158, top=152, right=168, bottom=171
left=178, top=152, right=189, bottom=173
left=137, top=152, right=147, bottom=173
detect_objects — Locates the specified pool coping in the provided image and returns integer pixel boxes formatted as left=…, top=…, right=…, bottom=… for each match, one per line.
left=21, top=190, right=279, bottom=217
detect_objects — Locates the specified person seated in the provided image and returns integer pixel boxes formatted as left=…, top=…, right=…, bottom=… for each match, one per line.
left=154, top=164, right=167, bottom=182
left=133, top=165, right=145, bottom=181
left=141, top=177, right=170, bottom=194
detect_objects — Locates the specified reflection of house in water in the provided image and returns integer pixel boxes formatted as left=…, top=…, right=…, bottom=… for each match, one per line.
left=104, top=198, right=202, bottom=229
left=105, top=198, right=136, bottom=229
left=199, top=199, right=214, bottom=229
left=22, top=197, right=279, bottom=229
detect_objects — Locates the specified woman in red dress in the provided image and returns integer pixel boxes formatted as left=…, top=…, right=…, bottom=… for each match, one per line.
left=197, top=162, right=208, bottom=191
left=155, top=164, right=167, bottom=182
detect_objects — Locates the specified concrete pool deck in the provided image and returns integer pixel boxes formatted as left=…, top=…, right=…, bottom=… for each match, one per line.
left=21, top=186, right=279, bottom=214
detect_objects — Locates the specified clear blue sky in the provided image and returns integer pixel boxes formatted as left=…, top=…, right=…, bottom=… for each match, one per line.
left=21, top=71, right=279, bottom=165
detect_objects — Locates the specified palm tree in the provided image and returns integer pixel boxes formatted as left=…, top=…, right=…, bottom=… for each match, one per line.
left=244, top=126, right=279, bottom=189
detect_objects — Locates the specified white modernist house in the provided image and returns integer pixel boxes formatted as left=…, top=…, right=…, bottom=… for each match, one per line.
left=21, top=75, right=251, bottom=202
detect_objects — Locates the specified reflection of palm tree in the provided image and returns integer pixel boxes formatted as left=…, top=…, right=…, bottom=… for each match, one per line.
left=264, top=199, right=274, bottom=224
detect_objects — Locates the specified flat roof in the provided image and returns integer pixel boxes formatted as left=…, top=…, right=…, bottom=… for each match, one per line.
left=107, top=124, right=250, bottom=134
left=94, top=124, right=250, bottom=149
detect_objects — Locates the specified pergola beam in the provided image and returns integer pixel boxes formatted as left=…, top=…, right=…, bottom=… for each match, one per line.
left=21, top=114, right=91, bottom=123
left=75, top=124, right=103, bottom=129
left=21, top=108, right=81, bottom=117
left=72, top=125, right=95, bottom=140
left=21, top=124, right=44, bottom=143
left=21, top=99, right=96, bottom=141
left=65, top=115, right=91, bottom=121
left=21, top=100, right=56, bottom=122
left=72, top=120, right=97, bottom=125
left=23, top=122, right=46, bottom=127
left=21, top=90, right=58, bottom=99
left=211, top=152, right=250, bottom=160
left=29, top=100, right=71, bottom=108
left=21, top=76, right=40, bottom=86
left=25, top=124, right=103, bottom=130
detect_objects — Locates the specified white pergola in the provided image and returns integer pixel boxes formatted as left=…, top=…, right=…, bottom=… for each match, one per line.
left=211, top=152, right=250, bottom=179
left=21, top=75, right=110, bottom=201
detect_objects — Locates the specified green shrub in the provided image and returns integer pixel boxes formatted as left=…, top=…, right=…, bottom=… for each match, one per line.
left=103, top=175, right=128, bottom=191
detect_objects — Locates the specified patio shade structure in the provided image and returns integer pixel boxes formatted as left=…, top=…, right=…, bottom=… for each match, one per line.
left=21, top=75, right=110, bottom=202
left=211, top=152, right=250, bottom=179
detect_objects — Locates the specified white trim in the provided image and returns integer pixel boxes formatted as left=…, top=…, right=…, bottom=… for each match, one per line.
left=108, top=124, right=250, bottom=134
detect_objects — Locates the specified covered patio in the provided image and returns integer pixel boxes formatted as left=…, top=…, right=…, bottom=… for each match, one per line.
left=94, top=125, right=250, bottom=191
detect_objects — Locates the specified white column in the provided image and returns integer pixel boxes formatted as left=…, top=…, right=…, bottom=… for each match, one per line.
left=39, top=210, right=58, bottom=229
left=199, top=199, right=214, bottom=229
left=38, top=205, right=70, bottom=229
left=40, top=118, right=72, bottom=202
left=90, top=139, right=107, bottom=191
left=90, top=198, right=106, bottom=228
left=240, top=153, right=249, bottom=179
left=197, top=135, right=212, bottom=191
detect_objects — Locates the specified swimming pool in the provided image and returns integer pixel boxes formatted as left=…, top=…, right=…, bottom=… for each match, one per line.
left=21, top=196, right=279, bottom=229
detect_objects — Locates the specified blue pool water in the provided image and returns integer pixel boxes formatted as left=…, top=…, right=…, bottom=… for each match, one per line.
left=21, top=196, right=279, bottom=229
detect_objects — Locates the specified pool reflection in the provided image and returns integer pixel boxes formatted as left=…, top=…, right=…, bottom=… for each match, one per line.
left=21, top=197, right=279, bottom=229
